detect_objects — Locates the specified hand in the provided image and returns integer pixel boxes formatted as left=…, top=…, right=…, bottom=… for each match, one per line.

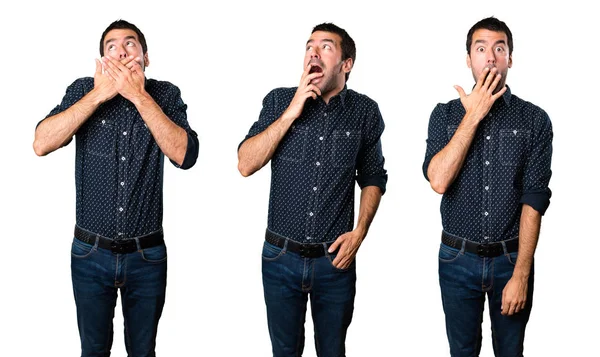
left=283, top=63, right=324, bottom=120
left=101, top=56, right=146, bottom=102
left=501, top=275, right=528, bottom=315
left=93, top=58, right=118, bottom=103
left=454, top=67, right=507, bottom=123
left=328, top=229, right=365, bottom=269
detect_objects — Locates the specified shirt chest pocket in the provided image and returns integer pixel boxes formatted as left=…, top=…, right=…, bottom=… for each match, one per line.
left=276, top=125, right=308, bottom=162
left=84, top=118, right=117, bottom=158
left=331, top=130, right=361, bottom=168
left=132, top=122, right=155, bottom=160
left=499, top=129, right=530, bottom=166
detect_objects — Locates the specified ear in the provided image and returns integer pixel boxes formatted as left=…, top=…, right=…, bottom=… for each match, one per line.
left=508, top=54, right=512, bottom=68
left=342, top=57, right=353, bottom=75
left=143, top=52, right=150, bottom=68
left=466, top=53, right=472, bottom=69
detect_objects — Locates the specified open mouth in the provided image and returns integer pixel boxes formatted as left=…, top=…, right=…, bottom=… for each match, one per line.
left=309, top=65, right=323, bottom=74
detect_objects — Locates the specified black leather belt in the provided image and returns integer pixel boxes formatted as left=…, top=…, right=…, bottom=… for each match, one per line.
left=265, top=229, right=334, bottom=258
left=74, top=226, right=164, bottom=254
left=441, top=231, right=518, bottom=258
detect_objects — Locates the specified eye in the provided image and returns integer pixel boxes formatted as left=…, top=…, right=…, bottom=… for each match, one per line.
left=477, top=47, right=485, bottom=52
left=306, top=45, right=312, bottom=51
left=323, top=44, right=331, bottom=50
left=108, top=44, right=115, bottom=51
left=495, top=46, right=505, bottom=53
left=126, top=41, right=135, bottom=47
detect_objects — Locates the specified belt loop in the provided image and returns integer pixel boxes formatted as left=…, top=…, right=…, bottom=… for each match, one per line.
left=282, top=238, right=289, bottom=252
left=460, top=239, right=466, bottom=254
left=321, top=242, right=329, bottom=256
left=500, top=240, right=508, bottom=255
left=94, top=235, right=100, bottom=249
left=134, top=237, right=142, bottom=251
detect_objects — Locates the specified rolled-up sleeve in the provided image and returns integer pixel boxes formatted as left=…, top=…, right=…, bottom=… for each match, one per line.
left=238, top=89, right=281, bottom=151
left=520, top=110, right=553, bottom=215
left=164, top=84, right=198, bottom=170
left=422, top=104, right=449, bottom=181
left=356, top=103, right=387, bottom=194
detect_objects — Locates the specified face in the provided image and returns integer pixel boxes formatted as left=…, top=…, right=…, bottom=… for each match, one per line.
left=467, top=29, right=512, bottom=92
left=102, top=29, right=149, bottom=70
left=304, top=31, right=352, bottom=97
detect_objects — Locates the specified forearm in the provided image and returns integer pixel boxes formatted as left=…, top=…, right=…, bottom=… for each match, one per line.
left=513, top=204, right=541, bottom=280
left=33, top=89, right=104, bottom=156
left=354, top=186, right=383, bottom=238
left=132, top=92, right=188, bottom=166
left=238, top=111, right=296, bottom=177
left=427, top=113, right=479, bottom=193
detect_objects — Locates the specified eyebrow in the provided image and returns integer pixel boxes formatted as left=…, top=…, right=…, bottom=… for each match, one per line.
left=104, top=35, right=138, bottom=46
left=474, top=39, right=507, bottom=47
left=306, top=38, right=336, bottom=46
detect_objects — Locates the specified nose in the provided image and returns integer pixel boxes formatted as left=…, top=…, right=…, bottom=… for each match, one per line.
left=118, top=45, right=128, bottom=59
left=310, top=48, right=320, bottom=59
left=486, top=48, right=496, bottom=64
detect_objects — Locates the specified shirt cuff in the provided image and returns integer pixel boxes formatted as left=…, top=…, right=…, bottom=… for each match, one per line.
left=171, top=129, right=199, bottom=170
left=520, top=189, right=551, bottom=215
left=357, top=174, right=387, bottom=195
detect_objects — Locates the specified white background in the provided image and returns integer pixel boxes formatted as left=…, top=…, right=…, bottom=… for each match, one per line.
left=1, top=0, right=598, bottom=355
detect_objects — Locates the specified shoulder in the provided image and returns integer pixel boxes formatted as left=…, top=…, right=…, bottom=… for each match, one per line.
left=508, top=93, right=550, bottom=122
left=345, top=89, right=379, bottom=108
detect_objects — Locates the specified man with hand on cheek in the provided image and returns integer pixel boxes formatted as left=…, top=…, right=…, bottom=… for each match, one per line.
left=238, top=23, right=387, bottom=357
left=33, top=19, right=198, bottom=357
left=423, top=17, right=553, bottom=357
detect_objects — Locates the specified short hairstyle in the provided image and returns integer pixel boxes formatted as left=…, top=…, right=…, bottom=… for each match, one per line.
left=466, top=17, right=513, bottom=55
left=312, top=23, right=356, bottom=81
left=99, top=20, right=147, bottom=56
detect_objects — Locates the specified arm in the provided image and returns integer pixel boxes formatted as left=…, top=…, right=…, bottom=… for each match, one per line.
left=501, top=204, right=540, bottom=316
left=237, top=63, right=324, bottom=177
left=328, top=186, right=382, bottom=269
left=102, top=56, right=188, bottom=166
left=33, top=59, right=118, bottom=156
left=427, top=67, right=506, bottom=193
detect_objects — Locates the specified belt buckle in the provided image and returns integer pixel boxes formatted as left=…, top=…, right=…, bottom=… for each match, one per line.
left=476, top=243, right=502, bottom=257
left=110, top=240, right=127, bottom=254
left=299, top=244, right=321, bottom=258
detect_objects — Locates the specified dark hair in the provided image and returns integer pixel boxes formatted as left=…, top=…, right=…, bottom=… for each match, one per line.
left=99, top=20, right=147, bottom=56
left=466, top=17, right=513, bottom=55
left=312, top=23, right=356, bottom=81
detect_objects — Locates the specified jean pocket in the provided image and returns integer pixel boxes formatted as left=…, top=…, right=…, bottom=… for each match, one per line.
left=326, top=251, right=355, bottom=272
left=262, top=241, right=285, bottom=261
left=140, top=244, right=167, bottom=263
left=499, top=129, right=530, bottom=166
left=275, top=125, right=308, bottom=162
left=84, top=118, right=117, bottom=158
left=71, top=238, right=96, bottom=258
left=331, top=130, right=361, bottom=168
left=505, top=251, right=518, bottom=266
left=438, top=244, right=462, bottom=263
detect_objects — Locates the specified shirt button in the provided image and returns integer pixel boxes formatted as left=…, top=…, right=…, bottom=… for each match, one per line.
left=306, top=236, right=312, bottom=240
left=119, top=207, right=124, bottom=212
left=486, top=136, right=491, bottom=140
left=488, top=113, right=493, bottom=118
left=319, top=137, right=324, bottom=141
left=313, top=187, right=317, bottom=191
left=309, top=212, right=314, bottom=216
left=485, top=186, right=489, bottom=190
left=121, top=182, right=125, bottom=186
left=125, top=108, right=129, bottom=112
left=484, top=236, right=489, bottom=240
left=123, top=131, right=127, bottom=136
left=485, top=161, right=489, bottom=165
left=118, top=232, right=123, bottom=236
left=101, top=120, right=106, bottom=124
left=121, top=156, right=126, bottom=161
left=323, top=113, right=328, bottom=117
left=316, top=162, right=320, bottom=166
left=484, top=211, right=489, bottom=216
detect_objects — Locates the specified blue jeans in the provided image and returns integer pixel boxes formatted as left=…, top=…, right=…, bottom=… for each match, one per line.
left=262, top=240, right=356, bottom=357
left=438, top=241, right=534, bottom=357
left=71, top=237, right=167, bottom=357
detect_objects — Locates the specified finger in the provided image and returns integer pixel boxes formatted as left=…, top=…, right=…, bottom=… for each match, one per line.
left=508, top=301, right=517, bottom=316
left=454, top=85, right=466, bottom=100
left=307, top=84, right=322, bottom=97
left=303, top=72, right=324, bottom=87
left=482, top=67, right=497, bottom=89
left=475, top=67, right=490, bottom=89
left=491, top=85, right=507, bottom=100
left=487, top=72, right=502, bottom=93
left=103, top=56, right=125, bottom=74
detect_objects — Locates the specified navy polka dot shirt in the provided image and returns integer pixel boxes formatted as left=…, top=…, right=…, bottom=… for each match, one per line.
left=242, top=87, right=387, bottom=243
left=43, top=77, right=199, bottom=239
left=423, top=87, right=553, bottom=243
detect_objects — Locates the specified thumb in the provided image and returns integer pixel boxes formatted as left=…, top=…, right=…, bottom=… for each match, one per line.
left=95, top=59, right=102, bottom=74
left=328, top=236, right=342, bottom=253
left=454, top=85, right=466, bottom=100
